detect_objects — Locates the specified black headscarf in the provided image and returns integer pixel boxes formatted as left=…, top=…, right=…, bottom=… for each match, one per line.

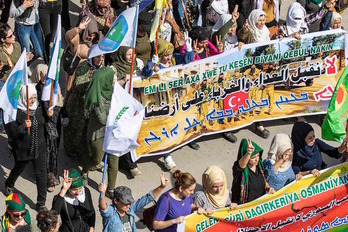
left=291, top=121, right=320, bottom=160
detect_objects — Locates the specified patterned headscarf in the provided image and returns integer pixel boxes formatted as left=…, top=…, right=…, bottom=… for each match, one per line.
left=157, top=39, right=176, bottom=66
left=68, top=168, right=84, bottom=189
left=237, top=138, right=265, bottom=204
left=2, top=193, right=31, bottom=232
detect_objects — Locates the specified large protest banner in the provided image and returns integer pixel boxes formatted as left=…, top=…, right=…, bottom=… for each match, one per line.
left=131, top=29, right=347, bottom=159
left=182, top=163, right=348, bottom=232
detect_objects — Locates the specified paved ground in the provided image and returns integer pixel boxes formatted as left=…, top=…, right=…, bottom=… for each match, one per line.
left=0, top=1, right=347, bottom=231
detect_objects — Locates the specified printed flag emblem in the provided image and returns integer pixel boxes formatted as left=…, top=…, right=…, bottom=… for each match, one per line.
left=6, top=71, right=23, bottom=108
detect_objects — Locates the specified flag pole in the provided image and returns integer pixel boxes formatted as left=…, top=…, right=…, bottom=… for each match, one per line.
left=49, top=80, right=54, bottom=108
left=26, top=85, right=30, bottom=134
left=100, top=152, right=108, bottom=199
left=154, top=27, right=159, bottom=70
left=128, top=47, right=136, bottom=94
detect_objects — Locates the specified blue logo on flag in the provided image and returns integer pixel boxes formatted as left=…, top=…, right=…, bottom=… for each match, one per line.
left=98, top=15, right=128, bottom=52
left=6, top=70, right=23, bottom=108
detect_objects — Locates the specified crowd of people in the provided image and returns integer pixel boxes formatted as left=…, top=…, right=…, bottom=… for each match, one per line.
left=0, top=0, right=346, bottom=230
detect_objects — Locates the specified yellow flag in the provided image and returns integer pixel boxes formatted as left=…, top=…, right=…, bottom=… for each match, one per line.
left=149, top=0, right=167, bottom=42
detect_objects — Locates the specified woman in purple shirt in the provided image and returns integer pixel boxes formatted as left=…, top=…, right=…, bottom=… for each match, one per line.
left=153, top=170, right=197, bottom=232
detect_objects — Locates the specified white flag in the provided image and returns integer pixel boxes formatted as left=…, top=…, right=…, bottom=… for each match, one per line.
left=103, top=82, right=145, bottom=156
left=41, top=15, right=61, bottom=108
left=0, top=48, right=28, bottom=123
left=88, top=5, right=139, bottom=58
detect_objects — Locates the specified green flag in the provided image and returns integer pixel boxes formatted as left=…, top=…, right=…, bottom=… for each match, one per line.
left=322, top=66, right=348, bottom=142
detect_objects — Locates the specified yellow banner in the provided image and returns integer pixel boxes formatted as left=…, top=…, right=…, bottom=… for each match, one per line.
left=184, top=163, right=348, bottom=232
left=132, top=30, right=347, bottom=159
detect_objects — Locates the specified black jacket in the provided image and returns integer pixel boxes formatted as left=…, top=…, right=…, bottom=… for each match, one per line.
left=8, top=107, right=46, bottom=161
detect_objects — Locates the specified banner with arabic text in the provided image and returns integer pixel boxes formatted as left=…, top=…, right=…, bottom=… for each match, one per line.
left=131, top=29, right=347, bottom=159
left=182, top=163, right=348, bottom=232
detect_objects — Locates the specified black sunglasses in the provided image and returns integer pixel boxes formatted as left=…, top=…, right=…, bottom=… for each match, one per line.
left=6, top=32, right=14, bottom=39
left=12, top=211, right=26, bottom=218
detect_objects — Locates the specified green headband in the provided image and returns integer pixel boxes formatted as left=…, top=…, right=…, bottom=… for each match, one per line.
left=68, top=168, right=83, bottom=189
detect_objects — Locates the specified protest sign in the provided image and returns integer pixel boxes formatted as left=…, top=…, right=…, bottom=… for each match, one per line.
left=183, top=162, right=348, bottom=232
left=131, top=30, right=347, bottom=159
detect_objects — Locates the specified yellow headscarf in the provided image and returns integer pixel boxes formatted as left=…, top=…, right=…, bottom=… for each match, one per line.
left=157, top=38, right=176, bottom=66
left=202, top=166, right=229, bottom=208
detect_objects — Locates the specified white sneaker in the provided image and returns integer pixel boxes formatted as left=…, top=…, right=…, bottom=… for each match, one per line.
left=164, top=156, right=177, bottom=170
left=130, top=168, right=142, bottom=177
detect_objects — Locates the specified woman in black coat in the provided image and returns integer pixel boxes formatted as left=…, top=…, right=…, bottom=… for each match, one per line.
left=5, top=83, right=48, bottom=210
left=52, top=169, right=95, bottom=232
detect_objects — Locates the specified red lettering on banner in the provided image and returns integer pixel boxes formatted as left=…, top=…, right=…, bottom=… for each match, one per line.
left=313, top=85, right=334, bottom=102
left=325, top=55, right=337, bottom=76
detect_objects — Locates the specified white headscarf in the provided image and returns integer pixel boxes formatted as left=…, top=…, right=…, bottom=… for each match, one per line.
left=17, top=84, right=38, bottom=112
left=212, top=13, right=231, bottom=33
left=267, top=133, right=293, bottom=172
left=286, top=2, right=308, bottom=35
left=211, top=0, right=229, bottom=15
left=248, top=9, right=270, bottom=42
left=253, top=0, right=279, bottom=22
left=330, top=12, right=342, bottom=29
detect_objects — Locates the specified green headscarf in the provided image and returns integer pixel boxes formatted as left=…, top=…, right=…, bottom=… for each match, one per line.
left=2, top=193, right=31, bottom=232
left=112, top=46, right=135, bottom=80
left=237, top=138, right=265, bottom=204
left=307, top=0, right=322, bottom=5
left=84, top=67, right=114, bottom=117
left=68, top=168, right=84, bottom=189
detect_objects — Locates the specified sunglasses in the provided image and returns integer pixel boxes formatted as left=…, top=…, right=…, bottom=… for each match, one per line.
left=6, top=32, right=14, bottom=39
left=12, top=211, right=26, bottom=218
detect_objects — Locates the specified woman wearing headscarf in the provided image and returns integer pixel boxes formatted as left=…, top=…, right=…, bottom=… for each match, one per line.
left=253, top=0, right=279, bottom=28
left=212, top=9, right=240, bottom=52
left=65, top=16, right=99, bottom=61
left=238, top=9, right=270, bottom=44
left=5, top=84, right=48, bottom=211
left=291, top=121, right=347, bottom=177
left=81, top=0, right=115, bottom=34
left=83, top=67, right=119, bottom=198
left=231, top=139, right=274, bottom=204
left=237, top=10, right=271, bottom=139
left=52, top=169, right=95, bottom=232
left=263, top=134, right=301, bottom=191
left=35, top=64, right=68, bottom=192
left=142, top=37, right=197, bottom=168
left=143, top=37, right=194, bottom=77
left=111, top=46, right=143, bottom=81
left=193, top=166, right=237, bottom=214
left=0, top=193, right=39, bottom=231
left=330, top=12, right=343, bottom=29
left=63, top=47, right=103, bottom=163
left=65, top=16, right=100, bottom=92
left=279, top=1, right=335, bottom=40
left=297, top=0, right=336, bottom=32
